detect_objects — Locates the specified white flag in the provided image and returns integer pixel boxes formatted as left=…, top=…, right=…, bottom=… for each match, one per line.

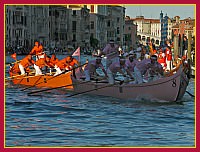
left=72, top=47, right=80, bottom=62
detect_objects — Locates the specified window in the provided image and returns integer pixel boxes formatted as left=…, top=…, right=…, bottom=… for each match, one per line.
left=117, top=17, right=120, bottom=23
left=117, top=27, right=120, bottom=34
left=72, top=34, right=76, bottom=41
left=73, top=10, right=76, bottom=16
left=107, top=20, right=110, bottom=27
left=61, top=24, right=65, bottom=29
left=90, top=33, right=94, bottom=38
left=72, top=21, right=76, bottom=31
left=55, top=10, right=59, bottom=17
left=15, top=14, right=22, bottom=24
left=91, top=21, right=94, bottom=29
left=65, top=34, right=67, bottom=40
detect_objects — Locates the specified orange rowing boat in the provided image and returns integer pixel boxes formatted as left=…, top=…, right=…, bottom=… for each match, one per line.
left=8, top=71, right=73, bottom=89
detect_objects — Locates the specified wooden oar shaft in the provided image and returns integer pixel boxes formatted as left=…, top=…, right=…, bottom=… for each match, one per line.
left=67, top=78, right=135, bottom=98
left=28, top=81, right=86, bottom=95
left=6, top=74, right=44, bottom=81
left=5, top=71, right=36, bottom=80
left=28, top=84, right=73, bottom=95
left=6, top=71, right=56, bottom=81
left=27, top=76, right=106, bottom=95
left=67, top=83, right=114, bottom=98
left=185, top=91, right=195, bottom=98
left=5, top=74, right=22, bottom=80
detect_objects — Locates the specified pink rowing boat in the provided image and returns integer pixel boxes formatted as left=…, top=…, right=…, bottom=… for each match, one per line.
left=71, top=65, right=189, bottom=101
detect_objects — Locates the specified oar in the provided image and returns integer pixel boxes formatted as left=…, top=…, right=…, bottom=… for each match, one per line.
left=28, top=81, right=87, bottom=95
left=185, top=91, right=195, bottom=98
left=5, top=60, right=22, bottom=66
left=66, top=78, right=134, bottom=98
left=5, top=71, right=36, bottom=81
left=20, top=63, right=87, bottom=91
left=27, top=76, right=107, bottom=95
left=66, top=83, right=115, bottom=98
left=5, top=74, right=23, bottom=80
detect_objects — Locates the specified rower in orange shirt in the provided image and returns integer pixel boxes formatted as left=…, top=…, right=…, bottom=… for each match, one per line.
left=45, top=55, right=56, bottom=75
left=18, top=55, right=35, bottom=75
left=9, top=63, right=20, bottom=75
left=54, top=56, right=81, bottom=76
left=29, top=41, right=45, bottom=60
left=50, top=53, right=59, bottom=66
left=54, top=56, right=70, bottom=76
left=54, top=58, right=67, bottom=74
left=48, top=53, right=59, bottom=75
left=65, top=56, right=82, bottom=78
left=33, top=55, right=51, bottom=76
left=65, top=56, right=80, bottom=70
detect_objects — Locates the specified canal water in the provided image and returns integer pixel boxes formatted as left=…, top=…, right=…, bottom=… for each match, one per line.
left=5, top=55, right=195, bottom=147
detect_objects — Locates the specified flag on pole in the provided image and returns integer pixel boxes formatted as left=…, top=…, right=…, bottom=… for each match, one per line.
left=11, top=53, right=17, bottom=60
left=72, top=47, right=80, bottom=62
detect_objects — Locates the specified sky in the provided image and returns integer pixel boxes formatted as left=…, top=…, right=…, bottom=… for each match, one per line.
left=124, top=5, right=195, bottom=19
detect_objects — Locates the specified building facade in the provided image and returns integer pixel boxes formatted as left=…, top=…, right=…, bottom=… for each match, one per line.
left=88, top=5, right=107, bottom=48
left=88, top=5, right=125, bottom=47
left=5, top=5, right=126, bottom=53
left=124, top=16, right=137, bottom=49
left=131, top=12, right=195, bottom=47
left=6, top=5, right=30, bottom=50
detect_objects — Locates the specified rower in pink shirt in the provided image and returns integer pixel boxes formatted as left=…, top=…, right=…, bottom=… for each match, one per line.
left=125, top=53, right=138, bottom=73
left=102, top=40, right=119, bottom=69
left=84, top=57, right=107, bottom=81
left=107, top=57, right=134, bottom=84
left=134, top=55, right=163, bottom=84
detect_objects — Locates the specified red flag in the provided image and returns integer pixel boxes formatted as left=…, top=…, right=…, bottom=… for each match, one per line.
left=72, top=47, right=80, bottom=61
left=11, top=53, right=17, bottom=60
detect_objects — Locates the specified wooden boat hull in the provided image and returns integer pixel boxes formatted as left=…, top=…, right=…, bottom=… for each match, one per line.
left=71, top=66, right=189, bottom=101
left=9, top=72, right=73, bottom=89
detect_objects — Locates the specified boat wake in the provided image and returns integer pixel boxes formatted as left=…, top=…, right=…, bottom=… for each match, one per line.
left=126, top=95, right=179, bottom=105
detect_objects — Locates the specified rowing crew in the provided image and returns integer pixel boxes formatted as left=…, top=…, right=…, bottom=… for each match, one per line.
left=84, top=53, right=164, bottom=84
left=9, top=53, right=81, bottom=77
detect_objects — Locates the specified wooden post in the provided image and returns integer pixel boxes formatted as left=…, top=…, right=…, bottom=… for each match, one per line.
left=173, top=35, right=179, bottom=58
left=180, top=35, right=184, bottom=56
left=187, top=32, right=192, bottom=79
left=179, top=21, right=185, bottom=56
left=188, top=32, right=192, bottom=60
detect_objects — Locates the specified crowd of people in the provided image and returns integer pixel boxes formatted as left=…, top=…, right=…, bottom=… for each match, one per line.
left=9, top=40, right=188, bottom=85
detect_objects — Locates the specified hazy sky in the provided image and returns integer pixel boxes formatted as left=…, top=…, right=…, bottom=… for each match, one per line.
left=125, top=5, right=195, bottom=19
